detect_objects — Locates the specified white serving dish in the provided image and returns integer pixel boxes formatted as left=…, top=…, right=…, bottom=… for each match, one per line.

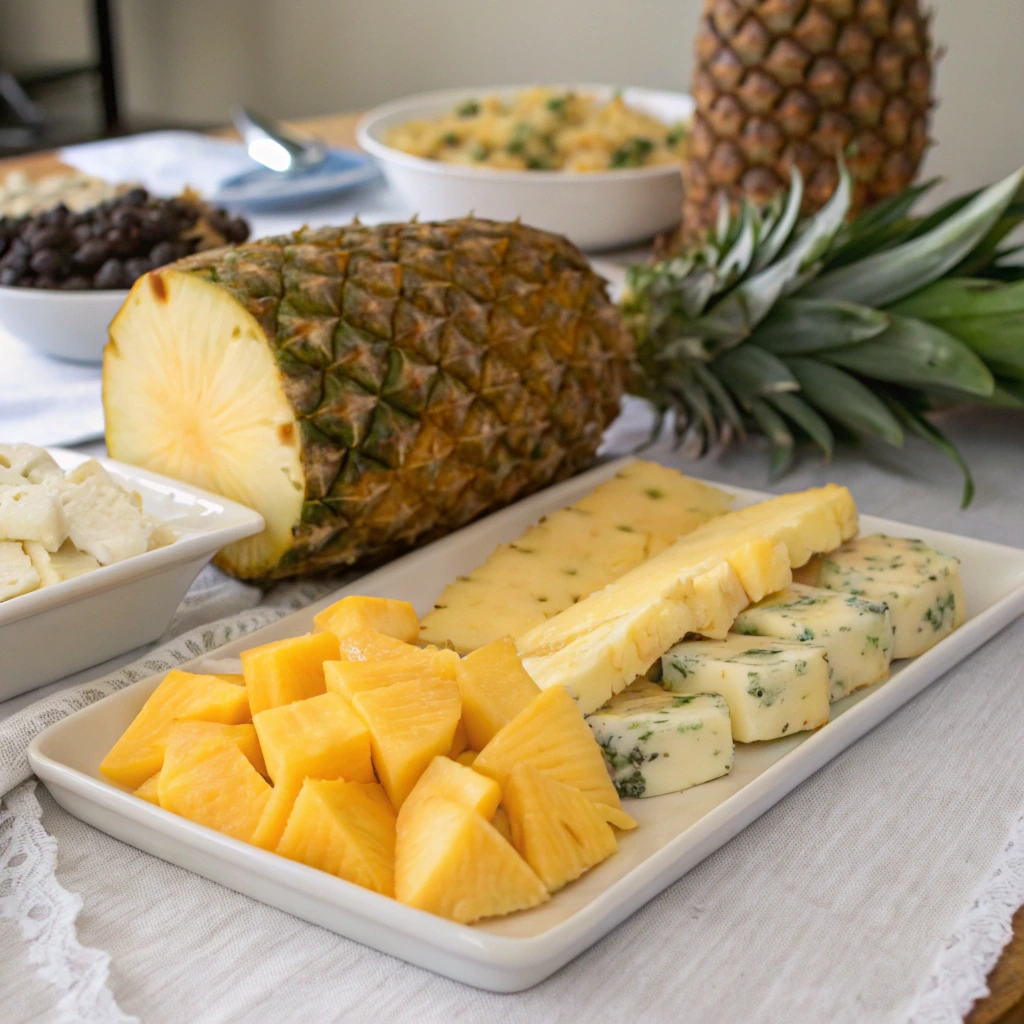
left=28, top=459, right=1024, bottom=992
left=357, top=85, right=692, bottom=251
left=0, top=283, right=128, bottom=363
left=1, top=448, right=264, bottom=701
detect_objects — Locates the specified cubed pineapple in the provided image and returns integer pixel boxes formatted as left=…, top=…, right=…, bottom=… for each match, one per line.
left=241, top=631, right=340, bottom=716
left=100, top=670, right=251, bottom=789
left=455, top=636, right=540, bottom=750
left=352, top=674, right=461, bottom=808
left=163, top=720, right=267, bottom=777
left=314, top=595, right=419, bottom=644
left=474, top=685, right=621, bottom=809
left=275, top=779, right=397, bottom=896
left=253, top=691, right=373, bottom=785
left=332, top=626, right=421, bottom=662
left=402, top=756, right=501, bottom=823
left=158, top=735, right=271, bottom=843
left=324, top=646, right=453, bottom=702
left=661, top=634, right=830, bottom=742
left=503, top=762, right=618, bottom=892
left=134, top=773, right=162, bottom=805
left=447, top=718, right=469, bottom=759
left=395, top=795, right=548, bottom=923
left=251, top=770, right=306, bottom=851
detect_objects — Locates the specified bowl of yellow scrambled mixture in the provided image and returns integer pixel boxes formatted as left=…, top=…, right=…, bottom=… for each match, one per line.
left=357, top=85, right=693, bottom=250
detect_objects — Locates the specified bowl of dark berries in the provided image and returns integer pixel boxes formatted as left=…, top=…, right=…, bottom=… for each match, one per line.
left=0, top=187, right=249, bottom=363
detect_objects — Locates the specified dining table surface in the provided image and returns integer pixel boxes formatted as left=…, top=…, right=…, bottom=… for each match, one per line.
left=2, top=110, right=1023, bottom=1024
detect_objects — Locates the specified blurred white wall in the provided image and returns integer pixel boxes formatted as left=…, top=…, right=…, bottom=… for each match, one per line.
left=2, top=0, right=1022, bottom=199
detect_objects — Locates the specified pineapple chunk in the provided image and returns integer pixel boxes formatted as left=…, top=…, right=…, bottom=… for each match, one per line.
left=455, top=636, right=541, bottom=750
left=332, top=626, right=421, bottom=662
left=474, top=686, right=621, bottom=809
left=241, top=631, right=339, bottom=716
left=447, top=718, right=469, bottom=759
left=456, top=750, right=478, bottom=767
left=491, top=806, right=513, bottom=844
left=817, top=534, right=966, bottom=658
left=24, top=539, right=99, bottom=586
left=314, top=595, right=419, bottom=643
left=159, top=735, right=271, bottom=843
left=0, top=541, right=40, bottom=601
left=164, top=720, right=268, bottom=777
left=251, top=770, right=306, bottom=851
left=324, top=647, right=452, bottom=702
left=253, top=691, right=373, bottom=785
left=276, top=779, right=397, bottom=896
left=352, top=673, right=461, bottom=808
left=134, top=773, right=162, bottom=805
left=420, top=462, right=732, bottom=652
left=395, top=795, right=548, bottom=923
left=518, top=484, right=857, bottom=714
left=100, top=670, right=251, bottom=788
left=402, top=756, right=501, bottom=823
left=0, top=482, right=68, bottom=552
left=0, top=443, right=62, bottom=483
left=503, top=762, right=618, bottom=892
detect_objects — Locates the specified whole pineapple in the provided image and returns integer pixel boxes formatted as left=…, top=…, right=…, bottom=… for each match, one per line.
left=683, top=0, right=933, bottom=235
left=104, top=220, right=633, bottom=579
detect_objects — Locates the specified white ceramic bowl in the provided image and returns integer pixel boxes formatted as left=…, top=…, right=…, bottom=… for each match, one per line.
left=357, top=85, right=693, bottom=251
left=0, top=283, right=127, bottom=363
left=0, top=447, right=265, bottom=701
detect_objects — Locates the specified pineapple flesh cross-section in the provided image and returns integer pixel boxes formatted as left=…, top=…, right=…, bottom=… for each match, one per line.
left=518, top=485, right=858, bottom=715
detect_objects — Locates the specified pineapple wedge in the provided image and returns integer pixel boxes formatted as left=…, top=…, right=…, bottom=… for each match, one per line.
left=241, top=631, right=339, bottom=716
left=0, top=541, right=40, bottom=601
left=134, top=773, right=162, bottom=805
left=331, top=627, right=421, bottom=663
left=314, top=595, right=419, bottom=643
left=518, top=484, right=857, bottom=714
left=395, top=794, right=548, bottom=923
left=251, top=770, right=306, bottom=851
left=503, top=762, right=618, bottom=893
left=325, top=647, right=456, bottom=702
left=420, top=462, right=733, bottom=651
left=402, top=755, right=501, bottom=822
left=24, top=539, right=99, bottom=586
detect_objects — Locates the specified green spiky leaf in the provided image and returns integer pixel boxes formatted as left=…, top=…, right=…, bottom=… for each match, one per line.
left=754, top=297, right=889, bottom=355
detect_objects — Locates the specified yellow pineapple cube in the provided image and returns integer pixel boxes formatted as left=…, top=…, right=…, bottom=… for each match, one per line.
left=134, top=773, right=161, bottom=805
left=211, top=673, right=245, bottom=686
left=504, top=762, right=618, bottom=892
left=163, top=721, right=268, bottom=778
left=455, top=637, right=541, bottom=750
left=276, top=779, right=396, bottom=896
left=100, top=670, right=251, bottom=789
left=333, top=626, right=421, bottom=662
left=456, top=750, right=478, bottom=767
left=599, top=804, right=638, bottom=831
left=241, top=631, right=339, bottom=716
left=251, top=770, right=306, bottom=851
left=253, top=691, right=373, bottom=785
left=323, top=647, right=445, bottom=702
left=159, top=735, right=271, bottom=842
left=491, top=806, right=513, bottom=844
left=447, top=718, right=469, bottom=759
left=352, top=674, right=461, bottom=808
left=314, top=595, right=419, bottom=644
left=474, top=685, right=621, bottom=809
left=395, top=795, right=548, bottom=923
left=402, top=756, right=501, bottom=823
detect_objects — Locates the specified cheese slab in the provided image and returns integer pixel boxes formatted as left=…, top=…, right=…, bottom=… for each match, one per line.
left=817, top=534, right=965, bottom=658
left=661, top=634, right=830, bottom=742
left=733, top=583, right=894, bottom=701
left=586, top=680, right=733, bottom=798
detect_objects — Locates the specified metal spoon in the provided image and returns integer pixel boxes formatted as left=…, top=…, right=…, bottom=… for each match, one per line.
left=232, top=107, right=328, bottom=175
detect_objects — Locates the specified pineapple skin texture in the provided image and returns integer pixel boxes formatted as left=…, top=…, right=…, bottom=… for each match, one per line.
left=682, top=0, right=933, bottom=234
left=105, top=219, right=634, bottom=580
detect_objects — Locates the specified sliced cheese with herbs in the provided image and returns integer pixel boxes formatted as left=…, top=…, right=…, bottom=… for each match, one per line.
left=586, top=679, right=733, bottom=798
left=817, top=534, right=965, bottom=658
left=733, top=583, right=893, bottom=701
left=661, top=633, right=830, bottom=743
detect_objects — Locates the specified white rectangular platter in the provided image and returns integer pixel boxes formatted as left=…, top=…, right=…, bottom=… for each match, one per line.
left=28, top=458, right=1024, bottom=992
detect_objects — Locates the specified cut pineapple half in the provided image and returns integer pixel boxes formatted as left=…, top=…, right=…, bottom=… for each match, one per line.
left=104, top=270, right=305, bottom=578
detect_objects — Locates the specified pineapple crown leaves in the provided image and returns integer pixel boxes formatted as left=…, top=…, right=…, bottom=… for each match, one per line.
left=623, top=162, right=1024, bottom=507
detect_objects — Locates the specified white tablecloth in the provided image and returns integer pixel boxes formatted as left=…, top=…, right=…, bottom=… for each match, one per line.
left=1, top=399, right=1023, bottom=1024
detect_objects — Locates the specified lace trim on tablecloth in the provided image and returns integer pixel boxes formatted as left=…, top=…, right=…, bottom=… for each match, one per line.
left=0, top=780, right=137, bottom=1023
left=906, top=811, right=1024, bottom=1023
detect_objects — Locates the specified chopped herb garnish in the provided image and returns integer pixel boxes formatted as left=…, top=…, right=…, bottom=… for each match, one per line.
left=457, top=100, right=480, bottom=117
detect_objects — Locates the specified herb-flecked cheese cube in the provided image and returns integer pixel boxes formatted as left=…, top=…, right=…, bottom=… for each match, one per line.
left=817, top=534, right=965, bottom=658
left=661, top=634, right=830, bottom=742
left=586, top=680, right=732, bottom=799
left=733, top=583, right=893, bottom=701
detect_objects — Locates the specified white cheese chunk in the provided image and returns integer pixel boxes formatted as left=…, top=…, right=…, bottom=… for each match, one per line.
left=59, top=475, right=154, bottom=565
left=0, top=443, right=62, bottom=483
left=817, top=534, right=965, bottom=658
left=0, top=541, right=40, bottom=601
left=0, top=482, right=69, bottom=552
left=661, top=633, right=830, bottom=742
left=25, top=539, right=100, bottom=587
left=733, top=583, right=894, bottom=701
left=586, top=680, right=733, bottom=798
left=0, top=466, right=26, bottom=486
